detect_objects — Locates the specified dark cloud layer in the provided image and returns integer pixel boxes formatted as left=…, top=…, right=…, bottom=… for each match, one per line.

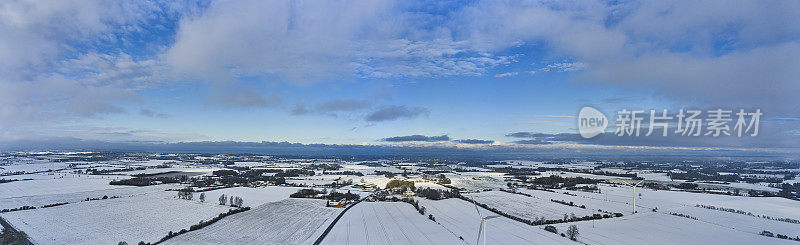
left=2, top=138, right=797, bottom=161
left=513, top=139, right=553, bottom=145
left=506, top=119, right=800, bottom=148
left=366, top=105, right=429, bottom=122
left=382, top=134, right=450, bottom=142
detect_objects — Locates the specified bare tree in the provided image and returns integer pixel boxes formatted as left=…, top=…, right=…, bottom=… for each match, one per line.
left=233, top=196, right=243, bottom=207
left=566, top=225, right=579, bottom=241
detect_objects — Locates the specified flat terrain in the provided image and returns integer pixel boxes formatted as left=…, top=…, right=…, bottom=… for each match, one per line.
left=162, top=198, right=341, bottom=245
left=0, top=192, right=232, bottom=244
left=322, top=201, right=463, bottom=245
left=553, top=212, right=797, bottom=245
left=470, top=191, right=597, bottom=221
left=200, top=186, right=300, bottom=207
left=418, top=198, right=572, bottom=245
left=0, top=177, right=173, bottom=210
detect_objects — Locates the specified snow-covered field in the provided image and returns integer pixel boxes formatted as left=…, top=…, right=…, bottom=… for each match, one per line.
left=553, top=212, right=797, bottom=245
left=0, top=192, right=232, bottom=244
left=417, top=198, right=572, bottom=245
left=200, top=186, right=301, bottom=207
left=0, top=161, right=69, bottom=174
left=0, top=183, right=172, bottom=211
left=469, top=191, right=597, bottom=221
left=0, top=176, right=126, bottom=199
left=529, top=184, right=800, bottom=242
left=115, top=167, right=223, bottom=176
left=446, top=172, right=507, bottom=190
left=570, top=184, right=800, bottom=221
left=162, top=198, right=341, bottom=245
left=517, top=188, right=630, bottom=214
left=322, top=201, right=463, bottom=245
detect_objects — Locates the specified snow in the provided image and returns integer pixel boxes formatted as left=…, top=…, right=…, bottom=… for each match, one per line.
left=633, top=172, right=672, bottom=181
left=0, top=161, right=69, bottom=174
left=322, top=201, right=462, bottom=245
left=517, top=189, right=630, bottom=214
left=200, top=186, right=301, bottom=207
left=0, top=184, right=173, bottom=210
left=0, top=192, right=232, bottom=244
left=469, top=191, right=597, bottom=221
left=233, top=161, right=269, bottom=167
left=162, top=198, right=341, bottom=245
left=700, top=181, right=780, bottom=192
left=674, top=205, right=800, bottom=239
left=571, top=184, right=800, bottom=221
left=417, top=198, right=572, bottom=245
left=0, top=175, right=127, bottom=199
left=116, top=167, right=223, bottom=176
left=553, top=212, right=797, bottom=245
left=446, top=172, right=507, bottom=190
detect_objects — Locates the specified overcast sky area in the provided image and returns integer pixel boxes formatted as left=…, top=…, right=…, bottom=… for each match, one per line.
left=0, top=0, right=798, bottom=154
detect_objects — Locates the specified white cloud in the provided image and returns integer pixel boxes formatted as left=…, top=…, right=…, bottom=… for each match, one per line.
left=166, top=0, right=515, bottom=83
left=453, top=0, right=800, bottom=116
left=494, top=72, right=518, bottom=78
left=540, top=62, right=588, bottom=72
left=0, top=1, right=189, bottom=138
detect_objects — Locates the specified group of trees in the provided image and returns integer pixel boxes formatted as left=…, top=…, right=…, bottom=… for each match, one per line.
left=325, top=191, right=359, bottom=201
left=110, top=177, right=180, bottom=186
left=760, top=230, right=800, bottom=241
left=289, top=188, right=359, bottom=201
left=697, top=204, right=799, bottom=224
left=527, top=175, right=599, bottom=189
left=327, top=171, right=364, bottom=176
left=385, top=179, right=415, bottom=190
left=177, top=187, right=194, bottom=200
left=290, top=188, right=326, bottom=198
left=432, top=174, right=451, bottom=185
left=402, top=198, right=432, bottom=220
left=0, top=206, right=36, bottom=213
left=415, top=187, right=459, bottom=200
left=216, top=194, right=244, bottom=207
left=550, top=199, right=586, bottom=209
left=544, top=225, right=579, bottom=241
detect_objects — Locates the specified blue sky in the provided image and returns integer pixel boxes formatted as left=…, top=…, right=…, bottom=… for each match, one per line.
left=0, top=0, right=798, bottom=152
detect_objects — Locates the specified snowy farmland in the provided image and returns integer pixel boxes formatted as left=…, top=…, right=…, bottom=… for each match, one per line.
left=552, top=212, right=798, bottom=245
left=469, top=191, right=598, bottom=221
left=0, top=161, right=69, bottom=174
left=162, top=198, right=341, bottom=245
left=418, top=198, right=573, bottom=245
left=200, top=186, right=301, bottom=207
left=529, top=184, right=800, bottom=244
left=322, top=201, right=463, bottom=245
left=0, top=176, right=125, bottom=199
left=0, top=192, right=232, bottom=244
left=1, top=152, right=797, bottom=244
left=446, top=172, right=508, bottom=190
left=0, top=183, right=173, bottom=211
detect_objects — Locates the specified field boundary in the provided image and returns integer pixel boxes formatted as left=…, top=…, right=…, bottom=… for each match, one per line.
left=312, top=198, right=364, bottom=245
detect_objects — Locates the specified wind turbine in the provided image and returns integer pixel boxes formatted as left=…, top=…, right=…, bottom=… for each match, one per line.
left=630, top=179, right=644, bottom=214
left=470, top=195, right=499, bottom=245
